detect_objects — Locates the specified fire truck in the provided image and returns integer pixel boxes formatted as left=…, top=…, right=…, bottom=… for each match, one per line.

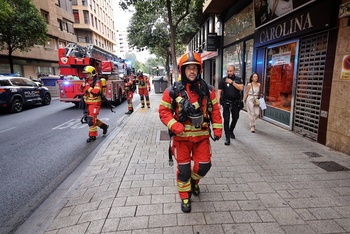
left=57, top=43, right=127, bottom=106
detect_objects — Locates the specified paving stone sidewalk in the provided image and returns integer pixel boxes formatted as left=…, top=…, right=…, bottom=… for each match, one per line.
left=18, top=93, right=350, bottom=234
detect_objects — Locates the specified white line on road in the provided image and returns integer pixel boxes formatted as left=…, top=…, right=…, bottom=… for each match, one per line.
left=0, top=127, right=16, bottom=133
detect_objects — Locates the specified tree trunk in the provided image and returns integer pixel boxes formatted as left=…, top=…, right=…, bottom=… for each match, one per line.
left=8, top=47, right=14, bottom=74
left=166, top=0, right=179, bottom=82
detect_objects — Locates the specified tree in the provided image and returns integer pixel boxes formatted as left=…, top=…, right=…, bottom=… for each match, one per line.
left=0, top=0, right=48, bottom=73
left=120, top=0, right=204, bottom=81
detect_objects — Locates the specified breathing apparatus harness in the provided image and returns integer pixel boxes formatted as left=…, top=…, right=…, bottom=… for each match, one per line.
left=80, top=76, right=116, bottom=124
left=166, top=79, right=218, bottom=166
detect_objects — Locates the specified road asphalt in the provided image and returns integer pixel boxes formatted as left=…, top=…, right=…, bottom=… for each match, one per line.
left=15, top=93, right=350, bottom=234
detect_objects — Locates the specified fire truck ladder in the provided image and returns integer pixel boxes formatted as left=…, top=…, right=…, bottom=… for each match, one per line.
left=64, top=43, right=88, bottom=58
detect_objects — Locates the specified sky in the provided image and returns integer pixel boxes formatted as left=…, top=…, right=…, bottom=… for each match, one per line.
left=112, top=1, right=155, bottom=63
left=112, top=1, right=133, bottom=30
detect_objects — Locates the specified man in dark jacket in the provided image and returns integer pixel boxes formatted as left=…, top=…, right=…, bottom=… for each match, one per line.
left=217, top=65, right=244, bottom=145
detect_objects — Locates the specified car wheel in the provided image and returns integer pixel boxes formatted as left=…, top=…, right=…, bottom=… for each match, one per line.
left=11, top=97, right=23, bottom=113
left=42, top=93, right=51, bottom=105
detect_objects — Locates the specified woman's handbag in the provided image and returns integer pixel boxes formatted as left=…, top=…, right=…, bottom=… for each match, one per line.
left=253, top=98, right=260, bottom=106
left=251, top=85, right=260, bottom=106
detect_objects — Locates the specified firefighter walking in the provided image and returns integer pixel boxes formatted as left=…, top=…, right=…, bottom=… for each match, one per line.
left=136, top=69, right=151, bottom=108
left=123, top=73, right=135, bottom=114
left=80, top=66, right=109, bottom=142
left=159, top=52, right=222, bottom=213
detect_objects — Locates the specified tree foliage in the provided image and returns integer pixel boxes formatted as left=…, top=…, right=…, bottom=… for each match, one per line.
left=0, top=0, right=48, bottom=73
left=119, top=0, right=204, bottom=81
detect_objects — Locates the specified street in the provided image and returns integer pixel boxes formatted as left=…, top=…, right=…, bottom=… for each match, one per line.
left=0, top=97, right=138, bottom=233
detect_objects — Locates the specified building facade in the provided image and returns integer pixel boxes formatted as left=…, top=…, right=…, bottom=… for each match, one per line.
left=0, top=0, right=116, bottom=79
left=189, top=0, right=350, bottom=155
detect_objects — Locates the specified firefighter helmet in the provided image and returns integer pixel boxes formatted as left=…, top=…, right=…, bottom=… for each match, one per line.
left=82, top=65, right=96, bottom=78
left=178, top=51, right=202, bottom=79
left=137, top=69, right=143, bottom=76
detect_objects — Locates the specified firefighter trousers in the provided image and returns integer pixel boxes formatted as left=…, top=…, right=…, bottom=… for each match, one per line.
left=172, top=138, right=212, bottom=200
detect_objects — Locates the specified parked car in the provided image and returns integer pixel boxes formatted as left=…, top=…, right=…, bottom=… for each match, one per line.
left=0, top=76, right=51, bottom=113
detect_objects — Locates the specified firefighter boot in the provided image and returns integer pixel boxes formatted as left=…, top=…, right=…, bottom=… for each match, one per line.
left=181, top=199, right=191, bottom=213
left=102, top=124, right=109, bottom=135
left=125, top=110, right=133, bottom=115
left=86, top=136, right=96, bottom=143
left=191, top=179, right=200, bottom=196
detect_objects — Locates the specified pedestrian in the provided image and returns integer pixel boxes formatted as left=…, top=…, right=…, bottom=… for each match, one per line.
left=217, top=65, right=244, bottom=145
left=159, top=51, right=222, bottom=213
left=123, top=73, right=135, bottom=114
left=136, top=69, right=151, bottom=108
left=80, top=65, right=109, bottom=142
left=243, top=72, right=261, bottom=133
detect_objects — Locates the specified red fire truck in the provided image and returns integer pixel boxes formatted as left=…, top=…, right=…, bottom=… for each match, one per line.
left=57, top=43, right=127, bottom=106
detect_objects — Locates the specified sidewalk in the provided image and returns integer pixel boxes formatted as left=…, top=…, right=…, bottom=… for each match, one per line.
left=18, top=93, right=350, bottom=234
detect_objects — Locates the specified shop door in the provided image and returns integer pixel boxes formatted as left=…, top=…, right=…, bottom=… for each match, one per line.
left=293, top=32, right=328, bottom=140
left=264, top=41, right=297, bottom=127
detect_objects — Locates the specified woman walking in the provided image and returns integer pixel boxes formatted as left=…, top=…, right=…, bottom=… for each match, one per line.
left=243, top=73, right=261, bottom=133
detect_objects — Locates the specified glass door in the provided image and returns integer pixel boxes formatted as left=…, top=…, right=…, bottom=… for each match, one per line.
left=264, top=41, right=297, bottom=127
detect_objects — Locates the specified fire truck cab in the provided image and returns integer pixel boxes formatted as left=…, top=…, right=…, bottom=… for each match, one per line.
left=57, top=43, right=126, bottom=106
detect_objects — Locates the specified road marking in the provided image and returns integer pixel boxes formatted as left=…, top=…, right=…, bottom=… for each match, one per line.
left=0, top=127, right=16, bottom=133
left=52, top=118, right=109, bottom=130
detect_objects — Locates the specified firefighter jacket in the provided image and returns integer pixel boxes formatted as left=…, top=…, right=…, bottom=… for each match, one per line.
left=159, top=81, right=222, bottom=143
left=124, top=76, right=134, bottom=92
left=137, top=75, right=150, bottom=89
left=80, top=78, right=102, bottom=105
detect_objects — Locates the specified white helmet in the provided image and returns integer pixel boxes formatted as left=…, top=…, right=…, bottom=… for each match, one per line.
left=137, top=69, right=143, bottom=74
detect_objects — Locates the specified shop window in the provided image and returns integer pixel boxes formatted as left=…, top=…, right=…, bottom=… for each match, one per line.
left=223, top=42, right=244, bottom=78
left=224, top=3, right=254, bottom=46
left=264, top=41, right=297, bottom=125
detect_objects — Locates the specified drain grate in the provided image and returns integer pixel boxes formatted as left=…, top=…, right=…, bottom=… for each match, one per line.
left=160, top=130, right=170, bottom=141
left=304, top=152, right=323, bottom=158
left=312, top=161, right=350, bottom=172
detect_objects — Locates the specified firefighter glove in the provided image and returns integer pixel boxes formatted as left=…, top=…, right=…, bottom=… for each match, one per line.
left=171, top=122, right=185, bottom=134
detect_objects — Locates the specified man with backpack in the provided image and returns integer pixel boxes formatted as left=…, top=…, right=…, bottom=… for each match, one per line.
left=159, top=51, right=222, bottom=213
left=80, top=65, right=109, bottom=142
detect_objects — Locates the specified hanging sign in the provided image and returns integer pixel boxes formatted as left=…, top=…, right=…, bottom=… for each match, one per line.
left=206, top=33, right=220, bottom=51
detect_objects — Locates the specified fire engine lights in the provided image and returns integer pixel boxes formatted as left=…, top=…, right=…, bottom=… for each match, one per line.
left=63, top=81, right=70, bottom=85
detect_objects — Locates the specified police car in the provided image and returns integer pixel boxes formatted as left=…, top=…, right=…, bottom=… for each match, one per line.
left=0, top=76, right=51, bottom=113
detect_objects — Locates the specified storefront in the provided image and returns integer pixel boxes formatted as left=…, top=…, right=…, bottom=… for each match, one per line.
left=254, top=0, right=339, bottom=143
left=222, top=3, right=255, bottom=83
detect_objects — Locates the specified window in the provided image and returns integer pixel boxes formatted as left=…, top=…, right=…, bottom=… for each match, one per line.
left=83, top=10, right=89, bottom=24
left=11, top=78, right=25, bottom=86
left=72, top=0, right=77, bottom=5
left=41, top=10, right=49, bottom=24
left=73, top=10, right=80, bottom=23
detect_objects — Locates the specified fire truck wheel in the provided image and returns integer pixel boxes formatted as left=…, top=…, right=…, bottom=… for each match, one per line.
left=114, top=91, right=122, bottom=105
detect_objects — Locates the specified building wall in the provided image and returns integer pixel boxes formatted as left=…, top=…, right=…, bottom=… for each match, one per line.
left=327, top=0, right=350, bottom=155
left=72, top=0, right=116, bottom=53
left=0, top=0, right=76, bottom=78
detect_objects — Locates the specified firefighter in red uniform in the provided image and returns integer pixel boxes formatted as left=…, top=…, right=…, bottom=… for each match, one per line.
left=123, top=73, right=135, bottom=114
left=136, top=69, right=151, bottom=108
left=80, top=65, right=109, bottom=142
left=159, top=52, right=222, bottom=213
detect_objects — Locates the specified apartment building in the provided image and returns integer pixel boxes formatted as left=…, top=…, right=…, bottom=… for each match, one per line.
left=72, top=0, right=115, bottom=52
left=0, top=0, right=116, bottom=79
